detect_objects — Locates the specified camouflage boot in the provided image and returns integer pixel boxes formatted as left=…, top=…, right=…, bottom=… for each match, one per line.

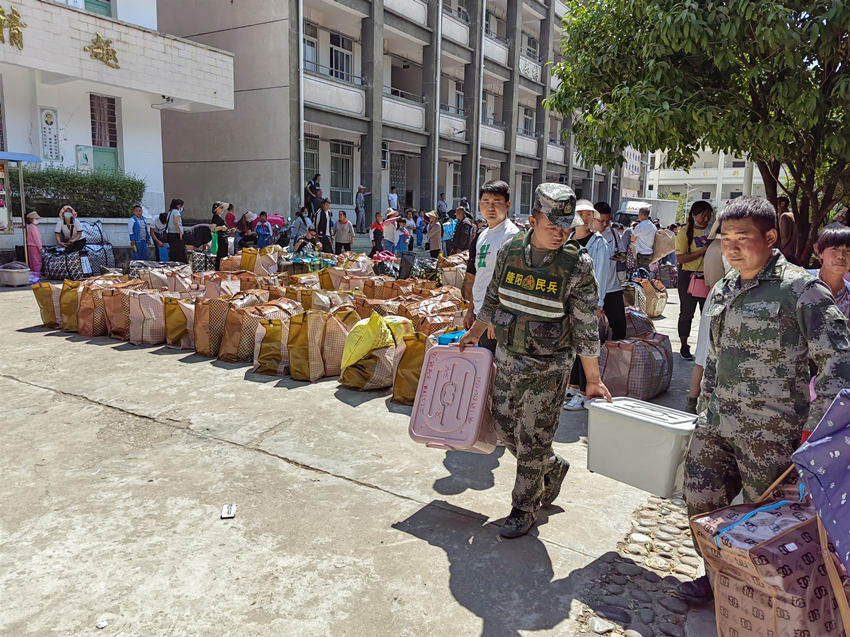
left=500, top=507, right=537, bottom=538
left=541, top=458, right=571, bottom=507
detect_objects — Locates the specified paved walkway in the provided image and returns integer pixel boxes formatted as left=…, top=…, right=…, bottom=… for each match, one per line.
left=0, top=282, right=715, bottom=636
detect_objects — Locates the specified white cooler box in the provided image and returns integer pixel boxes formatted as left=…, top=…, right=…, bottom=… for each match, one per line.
left=586, top=397, right=696, bottom=498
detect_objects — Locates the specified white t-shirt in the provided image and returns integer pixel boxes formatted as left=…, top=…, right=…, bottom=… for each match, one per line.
left=632, top=219, right=657, bottom=255
left=469, top=218, right=520, bottom=314
left=388, top=192, right=399, bottom=210
left=55, top=218, right=83, bottom=240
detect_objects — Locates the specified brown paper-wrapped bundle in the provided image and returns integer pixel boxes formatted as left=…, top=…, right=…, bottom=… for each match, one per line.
left=239, top=247, right=258, bottom=273
left=220, top=254, right=241, bottom=271
left=219, top=297, right=302, bottom=363
left=256, top=273, right=289, bottom=289
left=59, top=280, right=83, bottom=332
left=344, top=273, right=372, bottom=292
left=340, top=253, right=374, bottom=275
left=381, top=278, right=418, bottom=300
left=256, top=245, right=283, bottom=275
left=78, top=279, right=144, bottom=338
left=165, top=269, right=196, bottom=293
left=363, top=276, right=395, bottom=299
left=103, top=288, right=132, bottom=340
left=138, top=264, right=191, bottom=289
left=205, top=272, right=241, bottom=299
left=266, top=285, right=288, bottom=300
left=288, top=310, right=328, bottom=381
left=439, top=265, right=466, bottom=288
left=392, top=332, right=427, bottom=405
left=164, top=297, right=196, bottom=349
left=128, top=289, right=181, bottom=346
left=78, top=284, right=109, bottom=337
left=417, top=314, right=457, bottom=336
left=289, top=272, right=320, bottom=288
left=354, top=297, right=400, bottom=319
left=253, top=318, right=293, bottom=375
left=322, top=308, right=361, bottom=377
left=339, top=346, right=395, bottom=391
left=194, top=290, right=269, bottom=357
left=437, top=251, right=469, bottom=268
left=32, top=282, right=63, bottom=328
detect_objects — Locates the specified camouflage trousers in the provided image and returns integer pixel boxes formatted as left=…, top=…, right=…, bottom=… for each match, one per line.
left=492, top=344, right=572, bottom=513
left=684, top=408, right=801, bottom=521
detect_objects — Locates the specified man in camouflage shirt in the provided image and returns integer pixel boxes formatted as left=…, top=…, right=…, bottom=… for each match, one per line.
left=680, top=196, right=850, bottom=603
left=459, top=183, right=612, bottom=538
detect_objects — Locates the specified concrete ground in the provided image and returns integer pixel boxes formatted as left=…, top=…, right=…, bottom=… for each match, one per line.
left=0, top=280, right=714, bottom=636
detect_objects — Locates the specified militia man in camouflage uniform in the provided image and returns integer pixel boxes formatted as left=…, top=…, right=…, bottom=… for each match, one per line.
left=459, top=183, right=612, bottom=538
left=680, top=196, right=850, bottom=603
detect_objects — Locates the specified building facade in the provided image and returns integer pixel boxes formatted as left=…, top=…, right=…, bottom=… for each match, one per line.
left=648, top=149, right=789, bottom=209
left=0, top=0, right=234, bottom=214
left=158, top=0, right=626, bottom=223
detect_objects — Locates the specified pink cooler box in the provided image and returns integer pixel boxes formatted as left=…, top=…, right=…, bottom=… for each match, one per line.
left=409, top=345, right=498, bottom=454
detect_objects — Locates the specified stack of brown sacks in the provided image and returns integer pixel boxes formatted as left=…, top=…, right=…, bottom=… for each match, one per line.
left=31, top=248, right=472, bottom=407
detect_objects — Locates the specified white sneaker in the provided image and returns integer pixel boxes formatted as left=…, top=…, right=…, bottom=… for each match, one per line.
left=563, top=394, right=586, bottom=411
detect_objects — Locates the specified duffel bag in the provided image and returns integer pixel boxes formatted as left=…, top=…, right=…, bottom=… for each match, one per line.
left=189, top=250, right=216, bottom=273
left=79, top=220, right=106, bottom=245
left=85, top=244, right=115, bottom=274
left=42, top=249, right=85, bottom=281
left=598, top=333, right=672, bottom=400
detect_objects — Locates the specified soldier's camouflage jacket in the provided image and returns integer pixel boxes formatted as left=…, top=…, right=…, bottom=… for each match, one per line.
left=703, top=250, right=850, bottom=433
left=477, top=229, right=600, bottom=358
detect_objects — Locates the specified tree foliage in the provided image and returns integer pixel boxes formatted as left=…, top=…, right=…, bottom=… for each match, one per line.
left=8, top=166, right=146, bottom=218
left=547, top=0, right=850, bottom=263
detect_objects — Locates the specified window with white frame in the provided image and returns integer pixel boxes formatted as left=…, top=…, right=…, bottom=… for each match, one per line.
left=454, top=87, right=464, bottom=115
left=523, top=33, right=539, bottom=59
left=304, top=136, right=319, bottom=185
left=452, top=163, right=462, bottom=201
left=521, top=107, right=535, bottom=135
left=329, top=33, right=353, bottom=82
left=303, top=23, right=318, bottom=73
left=521, top=174, right=533, bottom=216
left=330, top=141, right=353, bottom=205
left=381, top=142, right=389, bottom=170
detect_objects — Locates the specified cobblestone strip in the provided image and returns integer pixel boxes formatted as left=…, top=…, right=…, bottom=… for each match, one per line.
left=575, top=495, right=704, bottom=637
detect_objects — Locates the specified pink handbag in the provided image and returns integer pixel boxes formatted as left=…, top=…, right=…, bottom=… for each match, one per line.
left=687, top=273, right=710, bottom=298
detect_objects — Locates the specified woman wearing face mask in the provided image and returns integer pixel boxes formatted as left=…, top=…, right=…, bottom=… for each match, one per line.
left=674, top=200, right=713, bottom=361
left=289, top=207, right=313, bottom=247
left=54, top=205, right=86, bottom=252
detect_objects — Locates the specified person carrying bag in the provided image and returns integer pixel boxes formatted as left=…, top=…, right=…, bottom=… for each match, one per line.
left=675, top=201, right=713, bottom=360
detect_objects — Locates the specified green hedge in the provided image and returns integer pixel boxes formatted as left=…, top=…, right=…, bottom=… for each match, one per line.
left=7, top=166, right=146, bottom=218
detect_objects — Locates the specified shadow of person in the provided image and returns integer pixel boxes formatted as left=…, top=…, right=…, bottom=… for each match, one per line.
left=392, top=500, right=597, bottom=637
left=433, top=447, right=505, bottom=495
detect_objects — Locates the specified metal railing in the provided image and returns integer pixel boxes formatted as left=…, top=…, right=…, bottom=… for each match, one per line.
left=442, top=4, right=470, bottom=23
left=304, top=62, right=364, bottom=87
left=549, top=136, right=566, bottom=146
left=440, top=104, right=466, bottom=117
left=484, top=26, right=511, bottom=46
left=383, top=85, right=425, bottom=103
left=521, top=50, right=544, bottom=63
left=482, top=116, right=506, bottom=128
left=517, top=127, right=539, bottom=137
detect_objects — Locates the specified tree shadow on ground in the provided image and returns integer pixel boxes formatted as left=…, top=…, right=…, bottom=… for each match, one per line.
left=433, top=448, right=506, bottom=495
left=393, top=500, right=691, bottom=636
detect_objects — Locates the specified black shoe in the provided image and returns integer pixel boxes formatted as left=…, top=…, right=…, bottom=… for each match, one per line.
left=541, top=459, right=571, bottom=507
left=499, top=507, right=536, bottom=538
left=677, top=575, right=713, bottom=605
left=680, top=346, right=695, bottom=361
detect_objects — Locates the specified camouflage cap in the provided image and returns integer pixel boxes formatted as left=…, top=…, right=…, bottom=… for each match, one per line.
left=533, top=183, right=579, bottom=228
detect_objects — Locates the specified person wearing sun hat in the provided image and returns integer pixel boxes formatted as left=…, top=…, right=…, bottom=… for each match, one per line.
left=25, top=211, right=43, bottom=278
left=426, top=210, right=442, bottom=258
left=458, top=182, right=612, bottom=538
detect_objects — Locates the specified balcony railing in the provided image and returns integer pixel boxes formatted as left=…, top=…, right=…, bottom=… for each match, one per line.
left=440, top=104, right=466, bottom=117
left=517, top=127, right=538, bottom=137
left=304, top=62, right=363, bottom=87
left=549, top=136, right=566, bottom=146
left=524, top=48, right=543, bottom=62
left=442, top=4, right=470, bottom=24
left=383, top=85, right=425, bottom=103
left=484, top=27, right=511, bottom=46
left=482, top=116, right=506, bottom=128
